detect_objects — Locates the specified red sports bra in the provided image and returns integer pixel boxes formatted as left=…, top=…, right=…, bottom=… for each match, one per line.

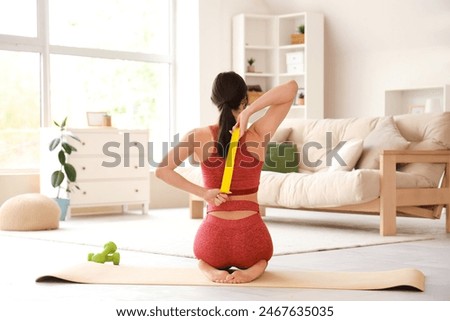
left=201, top=125, right=263, bottom=195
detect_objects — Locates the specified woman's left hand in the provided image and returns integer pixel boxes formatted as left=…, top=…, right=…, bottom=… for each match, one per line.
left=203, top=188, right=228, bottom=206
left=233, top=108, right=251, bottom=139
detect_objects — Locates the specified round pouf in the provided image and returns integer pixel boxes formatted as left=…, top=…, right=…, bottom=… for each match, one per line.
left=0, top=193, right=60, bottom=231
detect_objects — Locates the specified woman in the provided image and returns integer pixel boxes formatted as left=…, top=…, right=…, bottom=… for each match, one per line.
left=156, top=72, right=298, bottom=283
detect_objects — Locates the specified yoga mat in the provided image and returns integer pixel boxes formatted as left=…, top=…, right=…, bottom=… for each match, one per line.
left=36, top=262, right=425, bottom=291
left=220, top=127, right=240, bottom=193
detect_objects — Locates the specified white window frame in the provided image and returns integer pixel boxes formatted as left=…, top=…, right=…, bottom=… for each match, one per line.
left=0, top=0, right=175, bottom=172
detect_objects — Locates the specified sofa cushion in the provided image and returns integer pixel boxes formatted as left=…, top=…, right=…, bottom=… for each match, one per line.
left=395, top=112, right=450, bottom=148
left=398, top=139, right=446, bottom=187
left=258, top=169, right=380, bottom=208
left=258, top=169, right=437, bottom=209
left=282, top=117, right=380, bottom=173
left=262, top=142, right=299, bottom=173
left=270, top=127, right=292, bottom=143
left=356, top=117, right=409, bottom=169
left=327, top=138, right=363, bottom=172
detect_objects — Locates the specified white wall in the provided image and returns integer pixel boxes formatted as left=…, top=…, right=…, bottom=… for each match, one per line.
left=195, top=0, right=271, bottom=128
left=175, top=0, right=271, bottom=134
left=264, top=0, right=450, bottom=117
left=174, top=0, right=200, bottom=135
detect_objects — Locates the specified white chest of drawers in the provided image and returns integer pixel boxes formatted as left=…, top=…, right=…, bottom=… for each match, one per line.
left=40, top=128, right=150, bottom=214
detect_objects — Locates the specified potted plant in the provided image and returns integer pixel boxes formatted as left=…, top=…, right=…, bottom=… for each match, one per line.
left=297, top=92, right=305, bottom=105
left=291, top=24, right=305, bottom=44
left=247, top=57, right=256, bottom=72
left=49, top=117, right=80, bottom=220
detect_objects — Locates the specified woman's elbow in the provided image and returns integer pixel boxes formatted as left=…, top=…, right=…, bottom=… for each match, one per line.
left=287, top=80, right=298, bottom=94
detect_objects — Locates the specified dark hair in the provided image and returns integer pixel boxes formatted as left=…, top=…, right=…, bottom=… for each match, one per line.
left=211, top=71, right=248, bottom=157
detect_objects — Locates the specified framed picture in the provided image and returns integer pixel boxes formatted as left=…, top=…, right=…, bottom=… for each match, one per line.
left=409, top=105, right=425, bottom=114
left=86, top=112, right=107, bottom=126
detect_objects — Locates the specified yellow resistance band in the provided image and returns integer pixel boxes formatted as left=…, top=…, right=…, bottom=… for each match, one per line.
left=220, top=127, right=240, bottom=194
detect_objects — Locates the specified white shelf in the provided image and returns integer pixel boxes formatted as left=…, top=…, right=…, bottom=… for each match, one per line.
left=233, top=12, right=324, bottom=119
left=279, top=72, right=305, bottom=77
left=245, top=72, right=275, bottom=77
left=384, top=85, right=450, bottom=115
left=279, top=44, right=306, bottom=50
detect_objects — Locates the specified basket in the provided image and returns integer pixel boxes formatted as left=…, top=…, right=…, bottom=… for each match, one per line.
left=290, top=33, right=305, bottom=44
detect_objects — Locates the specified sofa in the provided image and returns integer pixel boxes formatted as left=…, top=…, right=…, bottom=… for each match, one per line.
left=178, top=112, right=450, bottom=236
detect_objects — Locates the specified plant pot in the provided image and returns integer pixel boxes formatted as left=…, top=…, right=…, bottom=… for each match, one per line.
left=54, top=198, right=70, bottom=221
left=291, top=33, right=305, bottom=44
left=247, top=65, right=255, bottom=73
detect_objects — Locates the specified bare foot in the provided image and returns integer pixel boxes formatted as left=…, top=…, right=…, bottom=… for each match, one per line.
left=198, top=260, right=230, bottom=283
left=226, top=260, right=268, bottom=284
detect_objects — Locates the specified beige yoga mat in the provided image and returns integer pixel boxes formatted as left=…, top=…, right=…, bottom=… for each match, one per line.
left=36, top=262, right=425, bottom=291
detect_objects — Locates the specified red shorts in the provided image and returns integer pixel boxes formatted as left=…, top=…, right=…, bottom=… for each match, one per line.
left=193, top=203, right=273, bottom=270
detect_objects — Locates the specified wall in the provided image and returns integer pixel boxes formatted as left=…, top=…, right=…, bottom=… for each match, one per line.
left=196, top=0, right=271, bottom=127
left=263, top=0, right=450, bottom=117
left=0, top=174, right=40, bottom=204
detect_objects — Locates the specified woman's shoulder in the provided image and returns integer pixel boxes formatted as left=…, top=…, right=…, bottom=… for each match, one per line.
left=243, top=125, right=267, bottom=144
left=193, top=124, right=217, bottom=136
left=185, top=124, right=218, bottom=144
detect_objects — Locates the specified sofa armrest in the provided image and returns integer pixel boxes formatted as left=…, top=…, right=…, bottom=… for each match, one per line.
left=379, top=149, right=450, bottom=235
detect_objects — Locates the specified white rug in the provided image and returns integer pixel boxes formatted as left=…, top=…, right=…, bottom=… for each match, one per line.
left=0, top=208, right=445, bottom=258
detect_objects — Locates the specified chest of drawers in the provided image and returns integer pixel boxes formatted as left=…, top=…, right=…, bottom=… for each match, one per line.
left=40, top=128, right=149, bottom=215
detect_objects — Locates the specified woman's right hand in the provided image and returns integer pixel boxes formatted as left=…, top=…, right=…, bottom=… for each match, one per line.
left=203, top=188, right=229, bottom=206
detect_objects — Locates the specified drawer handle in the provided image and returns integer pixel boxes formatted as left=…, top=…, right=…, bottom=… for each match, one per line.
left=83, top=191, right=87, bottom=195
left=81, top=141, right=86, bottom=146
left=82, top=166, right=86, bottom=170
left=135, top=189, right=139, bottom=193
left=134, top=165, right=138, bottom=169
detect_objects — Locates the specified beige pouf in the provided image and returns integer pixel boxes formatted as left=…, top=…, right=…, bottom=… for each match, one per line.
left=0, top=193, right=60, bottom=231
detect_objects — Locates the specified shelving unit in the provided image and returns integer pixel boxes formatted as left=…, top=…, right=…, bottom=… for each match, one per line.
left=233, top=12, right=324, bottom=119
left=385, top=85, right=450, bottom=115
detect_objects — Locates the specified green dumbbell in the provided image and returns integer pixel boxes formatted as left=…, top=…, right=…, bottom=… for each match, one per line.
left=88, top=241, right=120, bottom=265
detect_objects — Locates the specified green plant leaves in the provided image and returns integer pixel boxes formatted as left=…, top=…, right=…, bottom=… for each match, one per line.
left=62, top=142, right=77, bottom=154
left=61, top=117, right=67, bottom=128
left=49, top=138, right=60, bottom=151
left=64, top=163, right=77, bottom=182
left=51, top=170, right=65, bottom=188
left=58, top=150, right=66, bottom=165
left=51, top=117, right=80, bottom=197
left=67, top=133, right=81, bottom=142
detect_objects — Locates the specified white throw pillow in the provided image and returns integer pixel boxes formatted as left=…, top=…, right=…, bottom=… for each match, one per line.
left=328, top=138, right=363, bottom=171
left=270, top=127, right=292, bottom=143
left=356, top=117, right=410, bottom=169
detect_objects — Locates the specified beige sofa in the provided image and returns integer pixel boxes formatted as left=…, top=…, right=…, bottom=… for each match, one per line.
left=179, top=112, right=450, bottom=236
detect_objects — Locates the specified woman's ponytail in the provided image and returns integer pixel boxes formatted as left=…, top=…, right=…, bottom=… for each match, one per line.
left=211, top=72, right=247, bottom=157
left=217, top=103, right=237, bottom=157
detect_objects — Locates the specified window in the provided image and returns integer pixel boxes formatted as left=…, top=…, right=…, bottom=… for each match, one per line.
left=0, top=0, right=37, bottom=37
left=0, top=51, right=40, bottom=169
left=49, top=0, right=170, bottom=55
left=0, top=0, right=173, bottom=171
